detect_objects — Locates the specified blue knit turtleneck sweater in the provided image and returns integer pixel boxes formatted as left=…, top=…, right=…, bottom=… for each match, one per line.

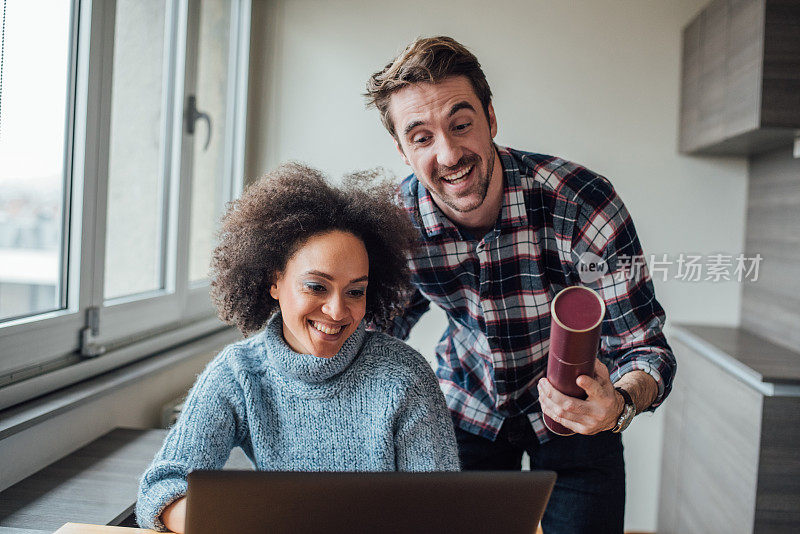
left=136, top=313, right=460, bottom=531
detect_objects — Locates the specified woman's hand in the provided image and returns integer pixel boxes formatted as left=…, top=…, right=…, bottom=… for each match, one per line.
left=161, top=496, right=187, bottom=533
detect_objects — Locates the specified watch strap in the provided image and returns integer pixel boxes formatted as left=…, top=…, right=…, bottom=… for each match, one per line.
left=614, top=386, right=635, bottom=414
left=612, top=386, right=636, bottom=433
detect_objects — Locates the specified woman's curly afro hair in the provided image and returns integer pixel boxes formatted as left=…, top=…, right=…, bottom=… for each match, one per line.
left=210, top=162, right=418, bottom=336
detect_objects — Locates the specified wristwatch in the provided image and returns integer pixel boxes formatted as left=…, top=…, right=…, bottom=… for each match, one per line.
left=611, top=387, right=636, bottom=433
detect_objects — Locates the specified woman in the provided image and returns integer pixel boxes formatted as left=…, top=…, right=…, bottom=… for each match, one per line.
left=136, top=163, right=460, bottom=533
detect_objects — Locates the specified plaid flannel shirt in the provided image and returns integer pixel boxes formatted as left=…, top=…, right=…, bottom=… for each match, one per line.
left=390, top=146, right=676, bottom=443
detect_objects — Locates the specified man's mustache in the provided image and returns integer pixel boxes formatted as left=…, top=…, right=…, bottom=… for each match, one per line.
left=434, top=154, right=480, bottom=179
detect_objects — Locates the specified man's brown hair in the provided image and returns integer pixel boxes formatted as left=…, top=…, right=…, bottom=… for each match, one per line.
left=365, top=36, right=493, bottom=139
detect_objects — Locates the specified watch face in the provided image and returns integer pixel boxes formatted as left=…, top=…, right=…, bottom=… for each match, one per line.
left=619, top=404, right=635, bottom=431
left=613, top=403, right=635, bottom=433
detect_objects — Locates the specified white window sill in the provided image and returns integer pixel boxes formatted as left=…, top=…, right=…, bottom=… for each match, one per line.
left=0, top=324, right=240, bottom=441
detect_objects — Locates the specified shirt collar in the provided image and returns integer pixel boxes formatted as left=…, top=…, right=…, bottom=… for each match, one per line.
left=496, top=145, right=529, bottom=231
left=414, top=145, right=529, bottom=239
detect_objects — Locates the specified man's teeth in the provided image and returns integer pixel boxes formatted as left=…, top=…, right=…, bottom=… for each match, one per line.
left=441, top=166, right=473, bottom=184
left=311, top=321, right=343, bottom=335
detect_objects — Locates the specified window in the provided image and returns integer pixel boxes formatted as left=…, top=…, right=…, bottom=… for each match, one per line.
left=0, top=0, right=72, bottom=323
left=104, top=0, right=172, bottom=300
left=0, top=0, right=251, bottom=409
left=189, top=0, right=238, bottom=284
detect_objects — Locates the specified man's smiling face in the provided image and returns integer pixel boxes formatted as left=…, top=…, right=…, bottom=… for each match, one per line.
left=389, top=75, right=500, bottom=223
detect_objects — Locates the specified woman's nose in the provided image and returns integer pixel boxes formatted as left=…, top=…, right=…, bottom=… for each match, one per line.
left=321, top=295, right=347, bottom=321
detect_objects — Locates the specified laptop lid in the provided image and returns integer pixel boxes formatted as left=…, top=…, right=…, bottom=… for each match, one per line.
left=185, top=470, right=556, bottom=534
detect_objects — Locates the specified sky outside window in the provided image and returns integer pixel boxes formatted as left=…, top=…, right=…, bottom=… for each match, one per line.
left=0, top=0, right=71, bottom=321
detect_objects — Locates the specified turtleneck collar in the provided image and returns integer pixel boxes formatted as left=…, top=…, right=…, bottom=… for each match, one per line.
left=262, top=311, right=367, bottom=385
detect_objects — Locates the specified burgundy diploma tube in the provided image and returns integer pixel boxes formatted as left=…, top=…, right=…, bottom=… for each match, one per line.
left=542, top=285, right=606, bottom=436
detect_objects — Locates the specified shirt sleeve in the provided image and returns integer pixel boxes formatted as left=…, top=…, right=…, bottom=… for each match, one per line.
left=136, top=353, right=247, bottom=531
left=382, top=287, right=431, bottom=341
left=571, top=180, right=677, bottom=411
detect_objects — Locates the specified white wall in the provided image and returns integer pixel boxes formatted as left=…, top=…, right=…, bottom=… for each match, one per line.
left=245, top=0, right=749, bottom=530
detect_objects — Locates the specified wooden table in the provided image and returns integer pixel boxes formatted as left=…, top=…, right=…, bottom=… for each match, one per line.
left=54, top=523, right=544, bottom=533
left=54, top=524, right=156, bottom=533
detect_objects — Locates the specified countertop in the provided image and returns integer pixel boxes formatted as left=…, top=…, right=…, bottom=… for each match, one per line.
left=672, top=324, right=800, bottom=393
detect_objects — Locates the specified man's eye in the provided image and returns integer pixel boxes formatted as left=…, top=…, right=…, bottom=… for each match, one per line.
left=454, top=122, right=471, bottom=131
left=413, top=135, right=431, bottom=144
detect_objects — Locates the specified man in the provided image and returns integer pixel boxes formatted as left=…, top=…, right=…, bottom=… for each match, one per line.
left=365, top=36, right=676, bottom=533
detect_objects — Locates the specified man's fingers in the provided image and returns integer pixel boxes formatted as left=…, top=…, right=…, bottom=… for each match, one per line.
left=538, top=379, right=591, bottom=421
left=576, top=359, right=612, bottom=397
left=538, top=378, right=576, bottom=406
left=538, top=374, right=609, bottom=435
left=539, top=397, right=592, bottom=434
left=576, top=374, right=603, bottom=398
left=544, top=410, right=583, bottom=433
left=538, top=379, right=575, bottom=409
left=594, top=358, right=611, bottom=383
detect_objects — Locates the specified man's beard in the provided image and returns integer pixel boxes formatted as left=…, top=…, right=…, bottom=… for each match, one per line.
left=432, top=144, right=496, bottom=214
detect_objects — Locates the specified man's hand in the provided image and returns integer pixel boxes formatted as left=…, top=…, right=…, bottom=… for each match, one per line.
left=537, top=359, right=623, bottom=435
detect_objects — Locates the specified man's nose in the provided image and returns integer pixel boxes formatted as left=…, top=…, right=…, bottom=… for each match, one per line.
left=435, top=135, right=463, bottom=170
left=321, top=294, right=347, bottom=321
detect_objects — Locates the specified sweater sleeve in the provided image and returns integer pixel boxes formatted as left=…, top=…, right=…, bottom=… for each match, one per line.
left=393, top=354, right=461, bottom=472
left=136, top=352, right=247, bottom=531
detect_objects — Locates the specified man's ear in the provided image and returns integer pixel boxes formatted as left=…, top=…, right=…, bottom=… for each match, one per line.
left=394, top=137, right=411, bottom=166
left=488, top=102, right=498, bottom=138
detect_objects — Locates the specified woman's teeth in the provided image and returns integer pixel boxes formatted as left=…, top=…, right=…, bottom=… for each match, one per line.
left=441, top=165, right=473, bottom=184
left=311, top=321, right=344, bottom=335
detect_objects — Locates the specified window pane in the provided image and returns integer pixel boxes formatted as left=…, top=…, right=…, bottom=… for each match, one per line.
left=0, top=0, right=71, bottom=322
left=188, top=0, right=232, bottom=283
left=104, top=0, right=169, bottom=300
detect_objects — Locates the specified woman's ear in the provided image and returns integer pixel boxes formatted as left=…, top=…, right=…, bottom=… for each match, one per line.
left=269, top=276, right=280, bottom=301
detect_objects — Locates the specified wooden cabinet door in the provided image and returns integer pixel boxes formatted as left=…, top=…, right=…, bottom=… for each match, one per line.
left=697, top=0, right=729, bottom=148
left=659, top=338, right=763, bottom=534
left=679, top=17, right=703, bottom=153
left=725, top=0, right=765, bottom=137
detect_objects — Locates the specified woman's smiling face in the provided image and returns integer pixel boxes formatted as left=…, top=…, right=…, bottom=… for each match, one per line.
left=269, top=230, right=369, bottom=358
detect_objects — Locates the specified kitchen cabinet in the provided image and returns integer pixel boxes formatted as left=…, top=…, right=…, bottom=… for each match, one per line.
left=679, top=0, right=800, bottom=155
left=658, top=324, right=800, bottom=533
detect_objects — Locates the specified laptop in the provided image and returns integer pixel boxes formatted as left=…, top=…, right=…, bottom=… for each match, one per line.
left=185, top=470, right=556, bottom=534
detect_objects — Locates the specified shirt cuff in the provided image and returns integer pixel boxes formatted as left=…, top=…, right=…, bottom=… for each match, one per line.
left=609, top=355, right=666, bottom=411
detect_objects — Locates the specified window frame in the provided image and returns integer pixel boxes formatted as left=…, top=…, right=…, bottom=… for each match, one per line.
left=93, top=0, right=187, bottom=342
left=184, top=0, right=250, bottom=310
left=0, top=0, right=251, bottom=410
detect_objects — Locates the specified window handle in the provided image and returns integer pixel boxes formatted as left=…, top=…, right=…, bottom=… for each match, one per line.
left=185, top=95, right=212, bottom=151
left=80, top=307, right=106, bottom=358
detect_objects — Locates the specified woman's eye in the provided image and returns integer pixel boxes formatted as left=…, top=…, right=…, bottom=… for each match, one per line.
left=348, top=288, right=366, bottom=298
left=304, top=283, right=326, bottom=292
